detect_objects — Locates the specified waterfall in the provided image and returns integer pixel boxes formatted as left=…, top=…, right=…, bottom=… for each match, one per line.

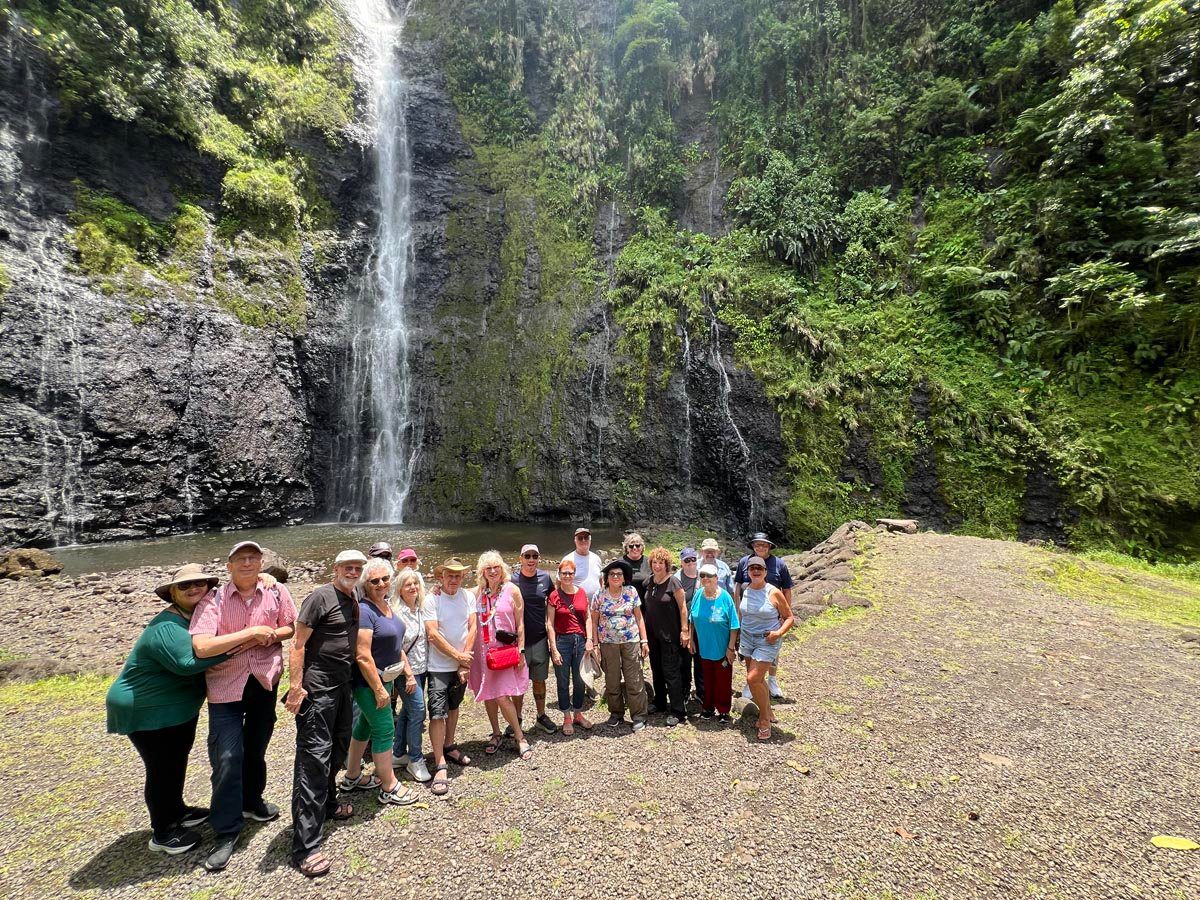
left=330, top=0, right=417, bottom=523
left=706, top=302, right=760, bottom=529
left=678, top=318, right=694, bottom=488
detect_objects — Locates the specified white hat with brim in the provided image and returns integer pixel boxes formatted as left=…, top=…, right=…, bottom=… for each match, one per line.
left=334, top=550, right=369, bottom=566
left=580, top=652, right=604, bottom=692
left=698, top=563, right=719, bottom=577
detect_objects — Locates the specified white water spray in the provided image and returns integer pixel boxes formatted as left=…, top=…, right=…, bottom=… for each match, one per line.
left=334, top=0, right=417, bottom=522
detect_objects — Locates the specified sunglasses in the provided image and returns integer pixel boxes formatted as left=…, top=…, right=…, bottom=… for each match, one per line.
left=522, top=553, right=540, bottom=559
left=699, top=573, right=717, bottom=579
left=178, top=580, right=210, bottom=591
left=748, top=567, right=767, bottom=573
left=368, top=576, right=391, bottom=586
left=626, top=543, right=643, bottom=549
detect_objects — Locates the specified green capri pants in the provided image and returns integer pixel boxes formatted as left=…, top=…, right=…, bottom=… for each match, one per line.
left=351, top=682, right=395, bottom=753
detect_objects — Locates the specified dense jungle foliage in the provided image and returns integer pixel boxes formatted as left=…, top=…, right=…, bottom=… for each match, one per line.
left=424, top=0, right=1200, bottom=554
left=7, top=0, right=1199, bottom=553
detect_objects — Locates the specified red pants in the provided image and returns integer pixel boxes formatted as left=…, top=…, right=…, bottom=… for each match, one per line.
left=699, top=657, right=733, bottom=714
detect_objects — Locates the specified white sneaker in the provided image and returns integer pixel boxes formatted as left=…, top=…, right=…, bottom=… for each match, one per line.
left=393, top=754, right=410, bottom=768
left=406, top=757, right=432, bottom=783
left=742, top=684, right=752, bottom=700
left=768, top=676, right=783, bottom=699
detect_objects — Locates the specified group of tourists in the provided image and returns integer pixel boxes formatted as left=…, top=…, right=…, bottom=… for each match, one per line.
left=105, top=527, right=796, bottom=877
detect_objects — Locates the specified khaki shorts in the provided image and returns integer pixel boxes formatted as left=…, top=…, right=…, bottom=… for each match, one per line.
left=524, top=637, right=550, bottom=681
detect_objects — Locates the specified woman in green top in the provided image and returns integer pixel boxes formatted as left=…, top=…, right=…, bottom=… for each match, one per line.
left=106, top=564, right=275, bottom=855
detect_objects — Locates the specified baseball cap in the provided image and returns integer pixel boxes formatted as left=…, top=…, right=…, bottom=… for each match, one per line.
left=574, top=527, right=592, bottom=537
left=520, top=544, right=540, bottom=556
left=368, top=541, right=393, bottom=559
left=398, top=547, right=418, bottom=561
left=698, top=563, right=719, bottom=577
left=681, top=547, right=697, bottom=561
left=700, top=538, right=720, bottom=551
left=228, top=540, right=263, bottom=559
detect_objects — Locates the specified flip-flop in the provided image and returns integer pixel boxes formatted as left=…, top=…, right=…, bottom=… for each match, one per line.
left=756, top=725, right=772, bottom=742
left=298, top=852, right=331, bottom=878
left=431, top=763, right=449, bottom=797
left=444, top=744, right=473, bottom=766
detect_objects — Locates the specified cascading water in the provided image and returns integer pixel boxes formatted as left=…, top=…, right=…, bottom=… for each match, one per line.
left=706, top=300, right=761, bottom=530
left=330, top=0, right=418, bottom=523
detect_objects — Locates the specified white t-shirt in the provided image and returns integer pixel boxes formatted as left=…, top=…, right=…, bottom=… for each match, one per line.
left=566, top=551, right=603, bottom=600
left=424, top=589, right=473, bottom=673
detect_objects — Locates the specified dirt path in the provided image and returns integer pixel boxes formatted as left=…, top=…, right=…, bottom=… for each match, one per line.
left=1, top=533, right=1198, bottom=899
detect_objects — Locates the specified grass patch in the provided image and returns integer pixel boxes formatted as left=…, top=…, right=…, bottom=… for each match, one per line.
left=1078, top=550, right=1200, bottom=584
left=491, top=828, right=523, bottom=853
left=0, top=673, right=111, bottom=707
left=1039, top=554, right=1200, bottom=630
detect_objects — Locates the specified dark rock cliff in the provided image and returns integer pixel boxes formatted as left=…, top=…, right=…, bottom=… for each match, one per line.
left=0, top=22, right=363, bottom=546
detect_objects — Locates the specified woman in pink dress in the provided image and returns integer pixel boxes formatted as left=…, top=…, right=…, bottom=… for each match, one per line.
left=468, top=551, right=533, bottom=760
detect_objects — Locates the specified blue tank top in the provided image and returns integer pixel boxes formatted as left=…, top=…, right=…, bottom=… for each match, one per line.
left=738, top=585, right=781, bottom=634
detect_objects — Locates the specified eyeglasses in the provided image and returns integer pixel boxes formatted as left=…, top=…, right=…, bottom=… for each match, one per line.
left=522, top=553, right=540, bottom=559
left=368, top=576, right=391, bottom=586
left=559, top=570, right=576, bottom=577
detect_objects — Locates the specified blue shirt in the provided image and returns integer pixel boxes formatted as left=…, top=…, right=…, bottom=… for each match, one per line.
left=689, top=589, right=739, bottom=661
left=733, top=554, right=794, bottom=591
left=353, top=599, right=406, bottom=686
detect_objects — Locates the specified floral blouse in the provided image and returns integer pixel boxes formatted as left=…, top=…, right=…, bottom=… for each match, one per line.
left=589, top=586, right=642, bottom=644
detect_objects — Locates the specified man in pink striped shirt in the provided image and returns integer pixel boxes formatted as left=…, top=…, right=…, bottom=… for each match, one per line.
left=190, top=540, right=297, bottom=872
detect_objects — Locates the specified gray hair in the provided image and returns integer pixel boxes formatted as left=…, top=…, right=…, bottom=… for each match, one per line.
left=359, top=557, right=395, bottom=592
left=394, top=566, right=425, bottom=604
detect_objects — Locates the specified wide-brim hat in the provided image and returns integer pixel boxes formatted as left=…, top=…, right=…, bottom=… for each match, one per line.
left=747, top=532, right=775, bottom=548
left=155, top=563, right=218, bottom=602
left=334, top=549, right=369, bottom=566
left=433, top=557, right=470, bottom=578
left=580, top=652, right=603, bottom=691
left=600, top=558, right=633, bottom=584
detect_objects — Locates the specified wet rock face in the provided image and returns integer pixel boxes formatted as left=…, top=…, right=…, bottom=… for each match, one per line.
left=0, top=27, right=360, bottom=547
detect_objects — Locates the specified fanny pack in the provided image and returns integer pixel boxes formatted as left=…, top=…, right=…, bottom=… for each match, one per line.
left=380, top=662, right=406, bottom=683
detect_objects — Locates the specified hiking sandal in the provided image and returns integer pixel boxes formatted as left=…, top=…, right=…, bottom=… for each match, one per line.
left=444, top=743, right=473, bottom=766
left=331, top=800, right=355, bottom=820
left=484, top=733, right=504, bottom=755
left=338, top=772, right=379, bottom=791
left=431, top=763, right=450, bottom=797
left=298, top=851, right=331, bottom=878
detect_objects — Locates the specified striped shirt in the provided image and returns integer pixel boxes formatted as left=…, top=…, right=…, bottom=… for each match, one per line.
left=189, top=582, right=297, bottom=703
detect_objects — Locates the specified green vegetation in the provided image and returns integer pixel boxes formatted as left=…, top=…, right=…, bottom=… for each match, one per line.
left=13, top=0, right=356, bottom=326
left=0, top=260, right=11, bottom=299
left=1040, top=552, right=1200, bottom=629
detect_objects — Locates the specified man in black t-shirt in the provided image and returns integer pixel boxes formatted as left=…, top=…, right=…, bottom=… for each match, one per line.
left=511, top=544, right=558, bottom=735
left=284, top=549, right=363, bottom=877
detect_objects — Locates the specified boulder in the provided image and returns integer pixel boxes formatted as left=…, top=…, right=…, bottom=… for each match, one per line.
left=876, top=518, right=918, bottom=534
left=830, top=591, right=872, bottom=609
left=261, top=547, right=291, bottom=583
left=0, top=548, right=64, bottom=579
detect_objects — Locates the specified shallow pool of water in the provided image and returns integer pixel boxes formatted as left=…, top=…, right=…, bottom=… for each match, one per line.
left=52, top=522, right=625, bottom=575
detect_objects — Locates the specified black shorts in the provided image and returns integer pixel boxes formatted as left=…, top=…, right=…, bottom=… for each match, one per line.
left=425, top=670, right=467, bottom=720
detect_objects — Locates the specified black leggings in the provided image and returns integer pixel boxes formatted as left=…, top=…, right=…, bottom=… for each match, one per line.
left=128, top=716, right=199, bottom=839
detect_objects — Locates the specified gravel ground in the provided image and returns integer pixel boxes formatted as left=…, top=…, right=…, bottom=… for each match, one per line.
left=1, top=532, right=1198, bottom=899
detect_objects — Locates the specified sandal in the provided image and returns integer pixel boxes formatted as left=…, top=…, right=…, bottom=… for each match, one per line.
left=298, top=851, right=331, bottom=878
left=338, top=772, right=380, bottom=791
left=484, top=734, right=504, bottom=756
left=331, top=801, right=355, bottom=820
left=431, top=763, right=450, bottom=797
left=574, top=713, right=593, bottom=730
left=756, top=724, right=772, bottom=742
left=562, top=717, right=574, bottom=736
left=444, top=743, right=473, bottom=766
left=518, top=741, right=534, bottom=761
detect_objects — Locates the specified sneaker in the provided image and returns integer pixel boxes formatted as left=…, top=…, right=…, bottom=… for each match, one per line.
left=393, top=754, right=410, bottom=768
left=605, top=714, right=624, bottom=728
left=631, top=720, right=647, bottom=733
left=768, top=676, right=783, bottom=699
left=378, top=784, right=419, bottom=806
left=535, top=713, right=558, bottom=735
left=149, top=827, right=201, bottom=855
left=700, top=708, right=715, bottom=720
left=204, top=834, right=238, bottom=872
left=666, top=715, right=680, bottom=726
left=406, top=757, right=432, bottom=783
left=178, top=805, right=210, bottom=828
left=717, top=713, right=732, bottom=723
left=242, top=800, right=280, bottom=822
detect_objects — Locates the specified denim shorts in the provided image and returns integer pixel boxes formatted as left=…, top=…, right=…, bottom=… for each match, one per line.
left=425, top=670, right=466, bottom=720
left=738, top=630, right=780, bottom=663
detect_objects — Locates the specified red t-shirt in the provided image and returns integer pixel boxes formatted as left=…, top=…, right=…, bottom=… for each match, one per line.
left=548, top=587, right=588, bottom=636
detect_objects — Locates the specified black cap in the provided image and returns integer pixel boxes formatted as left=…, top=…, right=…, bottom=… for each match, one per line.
left=368, top=541, right=394, bottom=559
